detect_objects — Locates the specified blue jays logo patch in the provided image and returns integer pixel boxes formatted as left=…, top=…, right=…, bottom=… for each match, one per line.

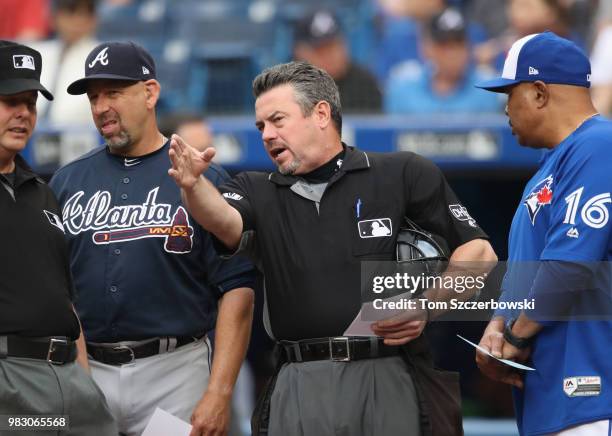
left=524, top=175, right=553, bottom=225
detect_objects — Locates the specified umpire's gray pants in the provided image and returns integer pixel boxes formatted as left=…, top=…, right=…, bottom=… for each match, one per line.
left=269, top=356, right=421, bottom=436
left=0, top=357, right=117, bottom=436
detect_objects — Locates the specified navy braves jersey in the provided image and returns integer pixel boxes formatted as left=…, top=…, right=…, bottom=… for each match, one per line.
left=49, top=142, right=256, bottom=342
left=500, top=116, right=612, bottom=435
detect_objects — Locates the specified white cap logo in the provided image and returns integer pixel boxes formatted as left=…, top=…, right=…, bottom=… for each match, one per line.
left=13, top=55, right=35, bottom=70
left=142, top=66, right=150, bottom=75
left=88, top=47, right=109, bottom=68
left=501, top=33, right=538, bottom=80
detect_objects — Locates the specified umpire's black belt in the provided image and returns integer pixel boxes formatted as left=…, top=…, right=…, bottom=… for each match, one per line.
left=0, top=335, right=77, bottom=365
left=280, top=337, right=400, bottom=363
left=87, top=334, right=204, bottom=366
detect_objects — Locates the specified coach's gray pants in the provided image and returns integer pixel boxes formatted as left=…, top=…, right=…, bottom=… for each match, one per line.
left=268, top=356, right=421, bottom=436
left=0, top=357, right=117, bottom=436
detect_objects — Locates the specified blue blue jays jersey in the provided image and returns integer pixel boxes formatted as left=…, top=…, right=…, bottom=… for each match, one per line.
left=50, top=142, right=256, bottom=342
left=501, top=116, right=612, bottom=435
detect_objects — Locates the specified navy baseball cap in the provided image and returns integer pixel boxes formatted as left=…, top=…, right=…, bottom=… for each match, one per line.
left=475, top=31, right=591, bottom=92
left=67, top=41, right=156, bottom=95
left=428, top=8, right=467, bottom=42
left=294, top=10, right=342, bottom=46
left=0, top=40, right=53, bottom=100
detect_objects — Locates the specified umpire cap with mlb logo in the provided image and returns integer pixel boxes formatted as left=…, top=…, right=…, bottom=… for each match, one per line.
left=0, top=40, right=53, bottom=100
left=67, top=41, right=156, bottom=95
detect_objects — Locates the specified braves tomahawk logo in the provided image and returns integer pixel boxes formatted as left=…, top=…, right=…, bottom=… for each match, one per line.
left=524, top=175, right=553, bottom=225
left=62, top=187, right=193, bottom=253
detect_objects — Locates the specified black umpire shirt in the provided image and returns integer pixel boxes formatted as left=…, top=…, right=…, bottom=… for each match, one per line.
left=219, top=146, right=487, bottom=340
left=0, top=155, right=80, bottom=339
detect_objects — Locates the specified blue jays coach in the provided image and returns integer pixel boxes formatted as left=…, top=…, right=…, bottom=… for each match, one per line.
left=49, top=41, right=257, bottom=436
left=169, top=61, right=497, bottom=435
left=476, top=32, right=612, bottom=435
left=0, top=40, right=117, bottom=435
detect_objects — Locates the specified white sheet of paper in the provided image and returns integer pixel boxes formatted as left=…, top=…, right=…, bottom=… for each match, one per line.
left=343, top=292, right=416, bottom=336
left=343, top=307, right=377, bottom=336
left=142, top=408, right=192, bottom=436
left=457, top=334, right=535, bottom=371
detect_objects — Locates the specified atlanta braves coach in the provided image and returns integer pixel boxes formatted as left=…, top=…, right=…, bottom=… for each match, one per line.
left=49, top=41, right=256, bottom=436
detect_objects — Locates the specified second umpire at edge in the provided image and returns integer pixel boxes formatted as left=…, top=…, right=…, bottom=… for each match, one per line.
left=169, top=61, right=497, bottom=435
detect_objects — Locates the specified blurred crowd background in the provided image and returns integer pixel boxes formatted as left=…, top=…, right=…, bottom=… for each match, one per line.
left=2, top=0, right=611, bottom=434
left=3, top=0, right=612, bottom=120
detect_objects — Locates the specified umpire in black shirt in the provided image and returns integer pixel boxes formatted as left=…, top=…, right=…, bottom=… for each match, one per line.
left=169, top=61, right=497, bottom=435
left=0, top=40, right=116, bottom=435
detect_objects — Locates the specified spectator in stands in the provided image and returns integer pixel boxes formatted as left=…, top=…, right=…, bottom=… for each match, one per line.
left=373, top=0, right=490, bottom=84
left=31, top=0, right=99, bottom=125
left=373, top=0, right=446, bottom=81
left=160, top=113, right=213, bottom=152
left=293, top=9, right=382, bottom=113
left=385, top=7, right=500, bottom=114
left=0, top=0, right=50, bottom=41
left=473, top=0, right=574, bottom=71
left=463, top=0, right=508, bottom=41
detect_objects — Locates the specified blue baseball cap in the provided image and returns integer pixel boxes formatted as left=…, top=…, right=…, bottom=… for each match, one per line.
left=475, top=31, right=591, bottom=93
left=67, top=41, right=156, bottom=95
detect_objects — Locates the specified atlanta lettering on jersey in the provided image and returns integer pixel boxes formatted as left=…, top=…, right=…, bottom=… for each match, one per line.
left=62, top=187, right=194, bottom=253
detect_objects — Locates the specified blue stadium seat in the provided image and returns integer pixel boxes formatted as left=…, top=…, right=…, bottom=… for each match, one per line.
left=167, top=10, right=282, bottom=113
left=96, top=0, right=169, bottom=49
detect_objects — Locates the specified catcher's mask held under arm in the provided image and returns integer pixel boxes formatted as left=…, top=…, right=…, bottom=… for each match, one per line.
left=395, top=218, right=449, bottom=295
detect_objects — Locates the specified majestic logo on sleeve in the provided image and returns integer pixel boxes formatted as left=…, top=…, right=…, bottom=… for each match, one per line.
left=62, top=187, right=193, bottom=253
left=524, top=175, right=553, bottom=225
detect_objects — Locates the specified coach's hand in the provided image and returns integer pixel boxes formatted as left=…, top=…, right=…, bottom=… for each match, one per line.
left=168, top=134, right=216, bottom=191
left=190, top=390, right=231, bottom=436
left=371, top=308, right=427, bottom=345
left=476, top=318, right=524, bottom=389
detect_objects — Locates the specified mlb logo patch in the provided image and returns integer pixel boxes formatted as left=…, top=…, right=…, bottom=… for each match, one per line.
left=13, top=55, right=35, bottom=70
left=358, top=218, right=392, bottom=238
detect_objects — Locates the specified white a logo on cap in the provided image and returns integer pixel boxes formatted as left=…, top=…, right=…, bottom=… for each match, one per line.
left=528, top=66, right=539, bottom=75
left=142, top=66, right=150, bottom=75
left=88, top=47, right=109, bottom=68
left=13, top=55, right=35, bottom=70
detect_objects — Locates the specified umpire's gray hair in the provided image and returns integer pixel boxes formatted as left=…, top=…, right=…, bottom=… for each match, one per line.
left=252, top=61, right=342, bottom=134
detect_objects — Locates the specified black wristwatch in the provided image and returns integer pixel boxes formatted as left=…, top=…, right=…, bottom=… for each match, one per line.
left=503, top=318, right=533, bottom=349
